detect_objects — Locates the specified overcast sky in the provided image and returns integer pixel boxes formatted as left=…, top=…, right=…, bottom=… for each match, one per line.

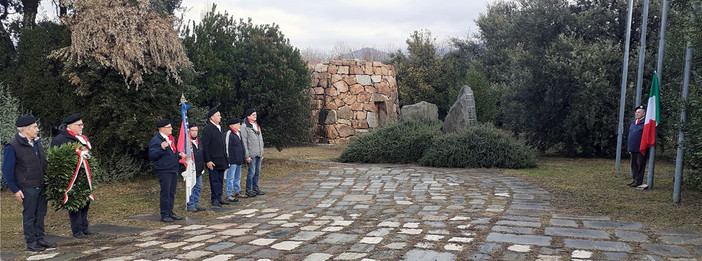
left=178, top=0, right=492, bottom=52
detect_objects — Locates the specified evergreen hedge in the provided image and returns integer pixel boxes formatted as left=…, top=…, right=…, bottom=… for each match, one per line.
left=419, top=124, right=537, bottom=168
left=337, top=119, right=442, bottom=163
left=338, top=120, right=537, bottom=169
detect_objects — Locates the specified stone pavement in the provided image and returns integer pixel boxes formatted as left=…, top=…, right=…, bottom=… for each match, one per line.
left=15, top=163, right=702, bottom=260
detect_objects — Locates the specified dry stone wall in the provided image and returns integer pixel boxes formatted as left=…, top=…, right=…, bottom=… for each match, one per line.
left=310, top=59, right=400, bottom=143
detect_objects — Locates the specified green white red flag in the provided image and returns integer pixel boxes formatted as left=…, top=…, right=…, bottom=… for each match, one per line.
left=640, top=73, right=660, bottom=156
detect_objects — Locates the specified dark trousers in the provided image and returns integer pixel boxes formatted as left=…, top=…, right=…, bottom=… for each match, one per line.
left=21, top=187, right=47, bottom=243
left=158, top=171, right=177, bottom=218
left=631, top=152, right=647, bottom=185
left=209, top=168, right=224, bottom=204
left=69, top=201, right=90, bottom=236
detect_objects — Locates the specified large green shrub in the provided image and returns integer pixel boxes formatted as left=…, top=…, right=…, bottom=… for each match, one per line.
left=419, top=124, right=537, bottom=168
left=338, top=119, right=442, bottom=163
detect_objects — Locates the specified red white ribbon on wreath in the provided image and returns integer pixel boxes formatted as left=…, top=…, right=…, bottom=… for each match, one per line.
left=61, top=147, right=95, bottom=204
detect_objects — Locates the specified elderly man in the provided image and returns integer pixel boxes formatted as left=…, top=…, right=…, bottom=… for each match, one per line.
left=224, top=118, right=245, bottom=202
left=185, top=123, right=206, bottom=212
left=627, top=105, right=647, bottom=187
left=50, top=113, right=96, bottom=238
left=2, top=116, right=57, bottom=251
left=202, top=108, right=230, bottom=206
left=241, top=108, right=265, bottom=197
left=148, top=119, right=186, bottom=222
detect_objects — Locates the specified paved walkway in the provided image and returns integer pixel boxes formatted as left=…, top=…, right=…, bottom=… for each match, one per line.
left=15, top=163, right=702, bottom=260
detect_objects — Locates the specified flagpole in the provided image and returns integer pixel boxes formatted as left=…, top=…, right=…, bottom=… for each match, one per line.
left=615, top=0, right=635, bottom=170
left=673, top=41, right=691, bottom=202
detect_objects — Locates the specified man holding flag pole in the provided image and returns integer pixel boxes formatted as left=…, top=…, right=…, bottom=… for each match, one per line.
left=640, top=72, right=660, bottom=189
left=177, top=95, right=198, bottom=211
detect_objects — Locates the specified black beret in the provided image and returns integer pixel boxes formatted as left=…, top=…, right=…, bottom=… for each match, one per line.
left=63, top=113, right=82, bottom=125
left=635, top=105, right=646, bottom=110
left=227, top=118, right=240, bottom=125
left=156, top=119, right=171, bottom=128
left=188, top=122, right=198, bottom=128
left=245, top=108, right=256, bottom=117
left=207, top=107, right=219, bottom=118
left=16, top=116, right=36, bottom=127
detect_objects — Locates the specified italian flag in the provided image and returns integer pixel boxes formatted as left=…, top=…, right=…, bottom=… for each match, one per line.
left=640, top=73, right=660, bottom=156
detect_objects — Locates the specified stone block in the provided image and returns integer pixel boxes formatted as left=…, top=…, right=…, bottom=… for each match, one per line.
left=400, top=101, right=439, bottom=121
left=486, top=233, right=551, bottom=246
left=349, top=84, right=364, bottom=94
left=364, top=85, right=376, bottom=93
left=356, top=75, right=372, bottom=85
left=544, top=227, right=610, bottom=239
left=371, top=93, right=387, bottom=102
left=363, top=103, right=377, bottom=112
left=337, top=106, right=353, bottom=119
left=352, top=120, right=368, bottom=129
left=343, top=75, right=356, bottom=86
left=350, top=102, right=363, bottom=111
left=320, top=110, right=337, bottom=124
left=640, top=244, right=692, bottom=257
left=313, top=87, right=324, bottom=95
left=582, top=221, right=642, bottom=230
left=338, top=66, right=349, bottom=74
left=337, top=124, right=355, bottom=137
left=328, top=64, right=338, bottom=74
left=371, top=75, right=382, bottom=83
left=442, top=85, right=478, bottom=133
left=334, top=98, right=345, bottom=108
left=333, top=81, right=348, bottom=93
left=354, top=111, right=366, bottom=119
left=314, top=63, right=328, bottom=72
left=376, top=82, right=391, bottom=96
left=357, top=92, right=371, bottom=102
left=564, top=239, right=632, bottom=252
left=350, top=65, right=364, bottom=75
left=367, top=112, right=378, bottom=128
left=331, top=74, right=343, bottom=83
left=324, top=87, right=337, bottom=96
left=343, top=94, right=356, bottom=105
left=325, top=125, right=339, bottom=139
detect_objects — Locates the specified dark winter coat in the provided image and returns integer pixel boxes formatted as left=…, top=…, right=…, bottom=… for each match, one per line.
left=201, top=121, right=228, bottom=170
left=225, top=128, right=245, bottom=165
left=148, top=133, right=179, bottom=173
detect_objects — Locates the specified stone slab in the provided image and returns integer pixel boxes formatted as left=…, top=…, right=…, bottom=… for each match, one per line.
left=544, top=227, right=610, bottom=239
left=582, top=221, right=642, bottom=230
left=486, top=233, right=551, bottom=246
left=402, top=249, right=456, bottom=261
left=659, top=236, right=702, bottom=245
left=641, top=244, right=692, bottom=257
left=564, top=239, right=632, bottom=252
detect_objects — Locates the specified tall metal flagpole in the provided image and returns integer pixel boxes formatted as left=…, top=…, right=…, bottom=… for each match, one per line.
left=646, top=0, right=669, bottom=189
left=635, top=0, right=651, bottom=107
left=615, top=0, right=636, bottom=170
left=673, top=41, right=691, bottom=203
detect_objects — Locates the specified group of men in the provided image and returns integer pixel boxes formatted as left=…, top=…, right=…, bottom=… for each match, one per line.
left=148, top=107, right=265, bottom=223
left=2, top=107, right=265, bottom=252
left=2, top=114, right=94, bottom=252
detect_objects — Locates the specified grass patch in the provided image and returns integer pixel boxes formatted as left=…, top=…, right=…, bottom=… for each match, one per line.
left=0, top=145, right=343, bottom=253
left=504, top=157, right=702, bottom=232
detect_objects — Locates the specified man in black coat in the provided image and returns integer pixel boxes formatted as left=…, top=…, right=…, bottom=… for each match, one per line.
left=2, top=116, right=56, bottom=251
left=201, top=108, right=230, bottom=206
left=50, top=114, right=96, bottom=238
left=185, top=123, right=206, bottom=212
left=148, top=119, right=186, bottom=222
left=224, top=118, right=245, bottom=201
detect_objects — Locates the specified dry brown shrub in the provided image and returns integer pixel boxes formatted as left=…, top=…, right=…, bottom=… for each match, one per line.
left=51, top=0, right=192, bottom=91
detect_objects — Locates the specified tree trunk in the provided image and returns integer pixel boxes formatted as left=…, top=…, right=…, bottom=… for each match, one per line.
left=21, top=0, right=39, bottom=29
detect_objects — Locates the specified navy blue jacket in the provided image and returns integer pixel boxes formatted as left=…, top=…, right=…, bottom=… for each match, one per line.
left=225, top=129, right=245, bottom=165
left=148, top=133, right=179, bottom=173
left=191, top=139, right=204, bottom=176
left=627, top=118, right=645, bottom=152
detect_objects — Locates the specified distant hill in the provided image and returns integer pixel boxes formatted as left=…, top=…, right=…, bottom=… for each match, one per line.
left=336, top=47, right=391, bottom=63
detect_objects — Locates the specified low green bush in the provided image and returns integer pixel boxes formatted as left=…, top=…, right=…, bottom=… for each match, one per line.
left=94, top=150, right=142, bottom=183
left=337, top=119, right=442, bottom=163
left=419, top=124, right=537, bottom=168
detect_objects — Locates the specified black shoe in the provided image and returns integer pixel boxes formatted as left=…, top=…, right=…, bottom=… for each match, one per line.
left=627, top=181, right=635, bottom=186
left=73, top=232, right=88, bottom=239
left=37, top=240, right=57, bottom=248
left=195, top=206, right=206, bottom=211
left=255, top=189, right=265, bottom=195
left=83, top=230, right=98, bottom=236
left=187, top=206, right=199, bottom=212
left=212, top=201, right=222, bottom=207
left=218, top=199, right=231, bottom=205
left=247, top=190, right=257, bottom=197
left=161, top=217, right=174, bottom=223
left=171, top=214, right=184, bottom=220
left=26, top=242, right=45, bottom=252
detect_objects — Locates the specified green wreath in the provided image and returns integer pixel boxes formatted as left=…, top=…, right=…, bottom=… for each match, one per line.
left=45, top=142, right=100, bottom=212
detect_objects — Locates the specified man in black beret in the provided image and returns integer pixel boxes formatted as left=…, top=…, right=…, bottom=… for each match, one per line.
left=627, top=105, right=647, bottom=187
left=148, top=119, right=186, bottom=222
left=201, top=108, right=230, bottom=206
left=2, top=116, right=56, bottom=251
left=241, top=108, right=265, bottom=197
left=185, top=123, right=207, bottom=212
left=50, top=113, right=96, bottom=238
left=224, top=118, right=245, bottom=202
